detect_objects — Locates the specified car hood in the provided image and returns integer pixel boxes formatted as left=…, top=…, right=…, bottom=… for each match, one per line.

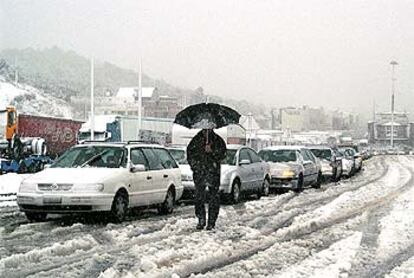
left=25, top=168, right=122, bottom=184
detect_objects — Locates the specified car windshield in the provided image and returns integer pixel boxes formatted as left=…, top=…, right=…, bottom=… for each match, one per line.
left=168, top=149, right=188, bottom=164
left=310, top=149, right=332, bottom=160
left=222, top=149, right=237, bottom=166
left=338, top=148, right=350, bottom=156
left=259, top=149, right=297, bottom=163
left=51, top=146, right=126, bottom=168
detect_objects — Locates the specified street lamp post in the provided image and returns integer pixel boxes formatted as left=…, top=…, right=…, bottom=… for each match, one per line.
left=390, top=60, right=398, bottom=148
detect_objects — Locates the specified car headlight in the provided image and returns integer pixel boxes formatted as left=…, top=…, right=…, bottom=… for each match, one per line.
left=72, top=183, right=105, bottom=192
left=282, top=169, right=295, bottom=178
left=19, top=182, right=37, bottom=193
left=181, top=174, right=193, bottom=181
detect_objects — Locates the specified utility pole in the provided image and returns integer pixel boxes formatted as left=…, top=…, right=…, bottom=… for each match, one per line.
left=390, top=60, right=398, bottom=148
left=90, top=58, right=95, bottom=140
left=137, top=59, right=142, bottom=140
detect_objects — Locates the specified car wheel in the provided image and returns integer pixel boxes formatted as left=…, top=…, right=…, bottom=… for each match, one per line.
left=25, top=212, right=47, bottom=222
left=230, top=181, right=241, bottom=204
left=158, top=188, right=175, bottom=215
left=336, top=166, right=342, bottom=182
left=259, top=178, right=270, bottom=198
left=313, top=172, right=322, bottom=189
left=294, top=174, right=304, bottom=193
left=111, top=191, right=129, bottom=222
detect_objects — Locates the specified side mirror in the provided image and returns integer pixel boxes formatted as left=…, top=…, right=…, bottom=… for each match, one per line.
left=239, top=159, right=251, bottom=165
left=130, top=164, right=146, bottom=173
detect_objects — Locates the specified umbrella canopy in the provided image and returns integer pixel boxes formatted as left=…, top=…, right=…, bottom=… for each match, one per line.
left=174, top=103, right=241, bottom=129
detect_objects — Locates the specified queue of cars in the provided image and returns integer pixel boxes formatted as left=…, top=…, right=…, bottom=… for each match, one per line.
left=16, top=141, right=365, bottom=222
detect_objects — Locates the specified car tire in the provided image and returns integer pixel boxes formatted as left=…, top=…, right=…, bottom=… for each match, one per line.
left=111, top=191, right=129, bottom=222
left=335, top=167, right=342, bottom=182
left=258, top=178, right=270, bottom=199
left=158, top=188, right=175, bottom=215
left=294, top=174, right=304, bottom=193
left=230, top=180, right=241, bottom=204
left=25, top=212, right=47, bottom=222
left=312, top=172, right=322, bottom=189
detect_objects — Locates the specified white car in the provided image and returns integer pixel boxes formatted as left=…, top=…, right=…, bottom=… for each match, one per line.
left=258, top=146, right=322, bottom=192
left=337, top=147, right=356, bottom=177
left=221, top=145, right=271, bottom=203
left=167, top=147, right=195, bottom=199
left=17, top=142, right=183, bottom=222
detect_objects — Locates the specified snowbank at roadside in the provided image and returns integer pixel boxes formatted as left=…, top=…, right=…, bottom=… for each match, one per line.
left=0, top=173, right=31, bottom=195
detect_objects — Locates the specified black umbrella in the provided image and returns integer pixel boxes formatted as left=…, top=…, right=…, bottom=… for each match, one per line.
left=174, top=103, right=241, bottom=129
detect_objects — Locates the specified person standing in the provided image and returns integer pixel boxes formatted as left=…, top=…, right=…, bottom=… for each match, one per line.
left=187, top=129, right=227, bottom=230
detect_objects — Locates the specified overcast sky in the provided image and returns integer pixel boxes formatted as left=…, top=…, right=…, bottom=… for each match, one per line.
left=1, top=0, right=414, bottom=117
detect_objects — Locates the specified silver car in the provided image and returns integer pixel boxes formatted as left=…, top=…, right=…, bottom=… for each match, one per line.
left=309, top=146, right=342, bottom=182
left=258, top=146, right=322, bottom=192
left=167, top=147, right=195, bottom=199
left=220, top=145, right=271, bottom=203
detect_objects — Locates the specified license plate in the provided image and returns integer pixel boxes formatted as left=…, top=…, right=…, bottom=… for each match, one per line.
left=43, top=197, right=62, bottom=204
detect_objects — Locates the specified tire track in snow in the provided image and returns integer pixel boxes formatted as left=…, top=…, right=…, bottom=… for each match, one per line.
left=179, top=158, right=410, bottom=277
left=0, top=157, right=388, bottom=277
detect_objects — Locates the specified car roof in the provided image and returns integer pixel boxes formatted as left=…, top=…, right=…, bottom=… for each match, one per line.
left=308, top=145, right=333, bottom=150
left=76, top=142, right=165, bottom=149
left=260, top=145, right=307, bottom=151
left=227, top=144, right=248, bottom=150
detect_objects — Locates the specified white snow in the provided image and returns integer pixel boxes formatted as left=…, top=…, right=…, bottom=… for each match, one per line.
left=0, top=76, right=73, bottom=118
left=0, top=173, right=30, bottom=195
left=273, top=232, right=363, bottom=278
left=386, top=255, right=414, bottom=278
left=377, top=157, right=414, bottom=260
left=3, top=156, right=414, bottom=278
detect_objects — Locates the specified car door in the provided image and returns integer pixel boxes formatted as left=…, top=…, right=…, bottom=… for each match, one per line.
left=247, top=148, right=264, bottom=189
left=300, top=149, right=317, bottom=185
left=141, top=148, right=165, bottom=205
left=238, top=148, right=255, bottom=191
left=129, top=148, right=152, bottom=207
left=152, top=147, right=180, bottom=200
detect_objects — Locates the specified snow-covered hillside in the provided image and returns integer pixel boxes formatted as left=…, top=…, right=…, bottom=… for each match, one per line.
left=0, top=75, right=73, bottom=118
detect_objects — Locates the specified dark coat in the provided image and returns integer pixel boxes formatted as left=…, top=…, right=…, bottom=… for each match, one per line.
left=187, top=129, right=227, bottom=183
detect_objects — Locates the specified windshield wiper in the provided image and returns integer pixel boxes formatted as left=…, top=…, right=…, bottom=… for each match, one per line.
left=80, top=150, right=109, bottom=168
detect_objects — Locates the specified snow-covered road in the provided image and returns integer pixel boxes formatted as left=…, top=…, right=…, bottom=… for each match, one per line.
left=2, top=156, right=414, bottom=278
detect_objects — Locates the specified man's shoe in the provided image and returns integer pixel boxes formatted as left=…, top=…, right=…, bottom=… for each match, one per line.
left=206, top=223, right=215, bottom=230
left=196, top=219, right=206, bottom=230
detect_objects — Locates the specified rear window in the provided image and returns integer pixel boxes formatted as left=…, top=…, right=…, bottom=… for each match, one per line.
left=168, top=149, right=188, bottom=164
left=310, top=149, right=332, bottom=160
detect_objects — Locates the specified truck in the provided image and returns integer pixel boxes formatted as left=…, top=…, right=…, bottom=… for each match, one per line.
left=0, top=106, right=83, bottom=173
left=79, top=115, right=175, bottom=144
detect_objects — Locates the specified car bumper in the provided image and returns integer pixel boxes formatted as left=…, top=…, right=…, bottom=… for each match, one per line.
left=180, top=181, right=195, bottom=199
left=17, top=192, right=114, bottom=213
left=270, top=176, right=299, bottom=189
left=321, top=167, right=334, bottom=177
left=341, top=166, right=353, bottom=176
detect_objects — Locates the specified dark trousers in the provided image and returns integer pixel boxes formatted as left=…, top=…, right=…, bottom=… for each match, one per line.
left=194, top=175, right=220, bottom=225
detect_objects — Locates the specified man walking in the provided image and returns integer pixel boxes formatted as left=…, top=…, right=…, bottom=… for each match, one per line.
left=187, top=129, right=227, bottom=230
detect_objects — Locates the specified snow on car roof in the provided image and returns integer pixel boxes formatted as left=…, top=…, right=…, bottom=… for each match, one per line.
left=76, top=142, right=164, bottom=149
left=308, top=145, right=332, bottom=150
left=261, top=145, right=307, bottom=151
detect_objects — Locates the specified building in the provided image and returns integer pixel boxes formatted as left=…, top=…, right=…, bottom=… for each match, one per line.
left=368, top=112, right=413, bottom=146
left=279, top=107, right=305, bottom=132
left=73, top=87, right=182, bottom=119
